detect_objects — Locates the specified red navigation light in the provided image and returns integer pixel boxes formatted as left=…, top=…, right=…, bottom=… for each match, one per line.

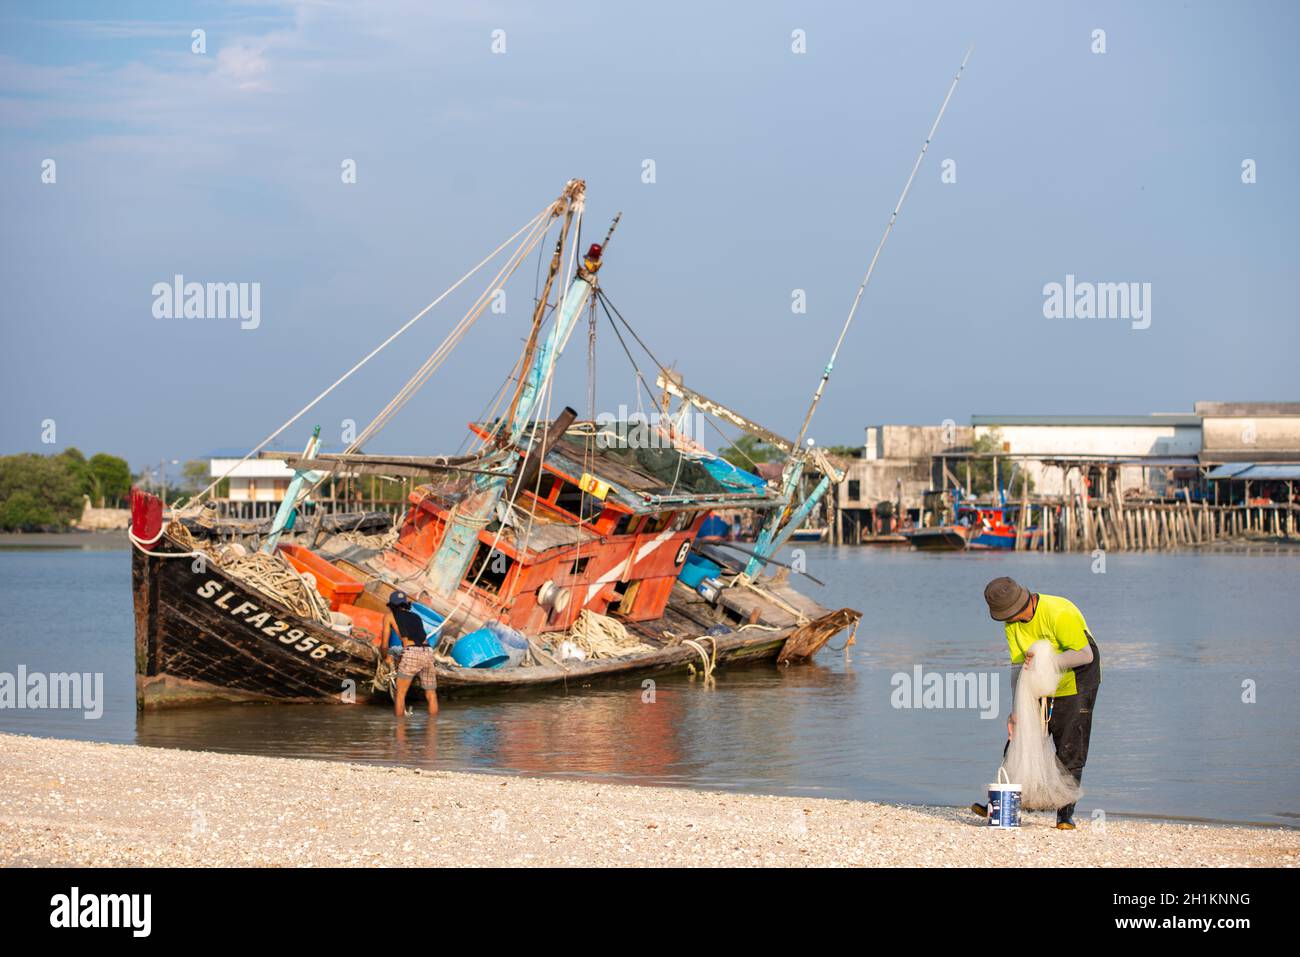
left=586, top=243, right=603, bottom=261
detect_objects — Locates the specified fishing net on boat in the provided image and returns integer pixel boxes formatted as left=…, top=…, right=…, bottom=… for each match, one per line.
left=1000, top=639, right=1083, bottom=811
left=218, top=550, right=334, bottom=626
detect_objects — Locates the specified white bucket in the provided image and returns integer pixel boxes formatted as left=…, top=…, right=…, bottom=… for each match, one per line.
left=988, top=766, right=1022, bottom=828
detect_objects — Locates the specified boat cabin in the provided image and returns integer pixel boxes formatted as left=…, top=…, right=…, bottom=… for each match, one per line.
left=382, top=422, right=776, bottom=636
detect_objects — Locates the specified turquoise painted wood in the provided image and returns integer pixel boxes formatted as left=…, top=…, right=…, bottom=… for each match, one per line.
left=426, top=273, right=596, bottom=596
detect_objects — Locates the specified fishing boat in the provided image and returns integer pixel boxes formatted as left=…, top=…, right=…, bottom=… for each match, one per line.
left=963, top=504, right=1019, bottom=550
left=902, top=501, right=1039, bottom=551
left=903, top=524, right=971, bottom=551
left=130, top=446, right=856, bottom=706
left=131, top=181, right=866, bottom=707
left=129, top=53, right=972, bottom=707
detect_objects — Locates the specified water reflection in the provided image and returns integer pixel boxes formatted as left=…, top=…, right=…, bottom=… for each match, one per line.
left=4, top=547, right=1299, bottom=824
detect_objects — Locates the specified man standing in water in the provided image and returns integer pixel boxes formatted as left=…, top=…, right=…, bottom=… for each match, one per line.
left=973, top=576, right=1101, bottom=829
left=383, top=590, right=439, bottom=718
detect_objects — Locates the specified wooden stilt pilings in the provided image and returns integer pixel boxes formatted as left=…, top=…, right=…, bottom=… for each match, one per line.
left=1021, top=495, right=1294, bottom=552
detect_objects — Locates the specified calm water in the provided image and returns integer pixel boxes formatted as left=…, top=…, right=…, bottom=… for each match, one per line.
left=1, top=544, right=1297, bottom=825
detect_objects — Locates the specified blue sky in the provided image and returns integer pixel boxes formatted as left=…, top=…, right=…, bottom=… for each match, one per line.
left=1, top=0, right=1296, bottom=474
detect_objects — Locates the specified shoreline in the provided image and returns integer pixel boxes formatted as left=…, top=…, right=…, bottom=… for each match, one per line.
left=0, top=530, right=128, bottom=550
left=2, top=732, right=1295, bottom=867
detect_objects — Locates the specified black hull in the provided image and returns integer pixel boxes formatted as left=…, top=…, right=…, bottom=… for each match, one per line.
left=133, top=545, right=380, bottom=708
left=134, top=536, right=858, bottom=708
left=903, top=527, right=970, bottom=551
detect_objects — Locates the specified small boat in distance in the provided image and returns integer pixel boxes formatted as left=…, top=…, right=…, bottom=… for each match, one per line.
left=904, top=525, right=971, bottom=551
left=903, top=496, right=1039, bottom=552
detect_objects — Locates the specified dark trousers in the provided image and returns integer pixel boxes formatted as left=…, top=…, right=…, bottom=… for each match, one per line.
left=1048, top=685, right=1098, bottom=820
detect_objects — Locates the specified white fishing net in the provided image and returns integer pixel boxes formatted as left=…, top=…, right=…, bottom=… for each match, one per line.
left=1000, top=639, right=1082, bottom=811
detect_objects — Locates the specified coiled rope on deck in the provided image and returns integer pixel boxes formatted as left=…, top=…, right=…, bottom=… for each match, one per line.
left=333, top=528, right=399, bottom=551
left=220, top=551, right=333, bottom=625
left=129, top=520, right=333, bottom=626
left=554, top=609, right=654, bottom=659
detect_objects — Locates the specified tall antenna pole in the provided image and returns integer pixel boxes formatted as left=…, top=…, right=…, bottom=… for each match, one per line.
left=793, top=46, right=973, bottom=451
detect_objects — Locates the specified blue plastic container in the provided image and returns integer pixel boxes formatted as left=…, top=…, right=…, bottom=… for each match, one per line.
left=410, top=601, right=446, bottom=642
left=481, top=621, right=527, bottom=668
left=485, top=620, right=528, bottom=649
left=451, top=628, right=509, bottom=669
left=678, top=552, right=720, bottom=589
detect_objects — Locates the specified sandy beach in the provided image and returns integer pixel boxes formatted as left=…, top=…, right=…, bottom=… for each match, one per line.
left=1, top=732, right=1295, bottom=867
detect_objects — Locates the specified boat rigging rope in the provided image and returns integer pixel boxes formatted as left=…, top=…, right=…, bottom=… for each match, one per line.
left=184, top=201, right=555, bottom=507
left=793, top=47, right=972, bottom=451
left=825, top=616, right=860, bottom=652
left=332, top=528, right=399, bottom=550
left=599, top=295, right=659, bottom=417
left=127, top=526, right=201, bottom=559
left=264, top=205, right=558, bottom=533
left=347, top=209, right=556, bottom=453
left=417, top=201, right=585, bottom=648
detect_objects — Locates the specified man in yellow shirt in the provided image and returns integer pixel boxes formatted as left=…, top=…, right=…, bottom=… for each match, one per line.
left=972, top=576, right=1102, bottom=829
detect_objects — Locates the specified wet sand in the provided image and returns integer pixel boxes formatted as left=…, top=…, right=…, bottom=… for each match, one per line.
left=1, top=733, right=1295, bottom=867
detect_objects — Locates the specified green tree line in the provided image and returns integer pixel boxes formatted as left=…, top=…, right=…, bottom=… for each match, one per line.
left=0, top=448, right=132, bottom=531
left=965, top=431, right=1034, bottom=497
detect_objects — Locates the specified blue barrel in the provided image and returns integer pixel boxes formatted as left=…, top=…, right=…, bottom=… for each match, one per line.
left=678, top=553, right=720, bottom=589
left=483, top=621, right=528, bottom=668
left=410, top=601, right=446, bottom=642
left=451, top=628, right=509, bottom=669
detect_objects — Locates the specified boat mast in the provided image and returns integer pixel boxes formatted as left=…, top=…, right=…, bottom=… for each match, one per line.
left=740, top=48, right=972, bottom=577
left=426, top=181, right=615, bottom=598
left=792, top=46, right=972, bottom=452
left=503, top=183, right=584, bottom=438
left=262, top=425, right=322, bottom=554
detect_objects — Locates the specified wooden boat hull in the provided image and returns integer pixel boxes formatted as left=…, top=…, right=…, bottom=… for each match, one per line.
left=903, top=526, right=970, bottom=551
left=968, top=527, right=1040, bottom=550
left=133, top=544, right=380, bottom=708
left=134, top=535, right=858, bottom=708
